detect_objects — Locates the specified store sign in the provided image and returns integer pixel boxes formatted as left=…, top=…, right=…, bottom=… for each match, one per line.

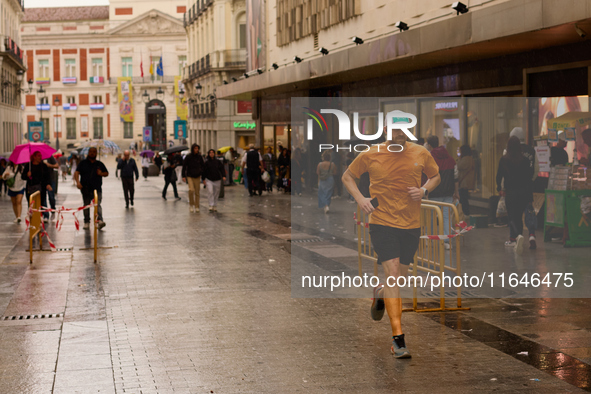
left=304, top=108, right=417, bottom=141
left=234, top=121, right=256, bottom=129
left=435, top=102, right=458, bottom=111
left=174, top=120, right=187, bottom=139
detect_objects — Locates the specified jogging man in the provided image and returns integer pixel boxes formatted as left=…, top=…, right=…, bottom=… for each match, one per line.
left=342, top=127, right=440, bottom=359
left=74, top=147, right=109, bottom=230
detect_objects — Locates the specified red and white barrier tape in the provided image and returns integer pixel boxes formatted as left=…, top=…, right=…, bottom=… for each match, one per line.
left=353, top=213, right=474, bottom=239
left=25, top=203, right=96, bottom=252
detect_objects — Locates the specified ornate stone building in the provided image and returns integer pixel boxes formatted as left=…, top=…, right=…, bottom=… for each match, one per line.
left=21, top=1, right=187, bottom=151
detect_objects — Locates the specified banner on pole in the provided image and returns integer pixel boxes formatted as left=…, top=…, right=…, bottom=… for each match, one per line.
left=143, top=126, right=152, bottom=142
left=174, top=76, right=188, bottom=121
left=118, top=77, right=134, bottom=122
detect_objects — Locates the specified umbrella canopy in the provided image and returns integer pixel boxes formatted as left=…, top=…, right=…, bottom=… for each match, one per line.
left=8, top=142, right=57, bottom=165
left=140, top=150, right=155, bottom=158
left=81, top=140, right=121, bottom=154
left=164, top=145, right=188, bottom=155
left=218, top=146, right=233, bottom=153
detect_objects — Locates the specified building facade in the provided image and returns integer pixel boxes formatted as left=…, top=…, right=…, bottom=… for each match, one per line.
left=183, top=0, right=253, bottom=153
left=0, top=0, right=25, bottom=154
left=217, top=0, right=591, bottom=204
left=21, top=0, right=188, bottom=151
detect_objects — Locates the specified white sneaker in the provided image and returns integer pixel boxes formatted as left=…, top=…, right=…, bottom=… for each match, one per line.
left=515, top=235, right=524, bottom=255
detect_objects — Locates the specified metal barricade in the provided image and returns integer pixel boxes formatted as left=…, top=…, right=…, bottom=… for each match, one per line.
left=28, top=191, right=41, bottom=264
left=355, top=201, right=469, bottom=313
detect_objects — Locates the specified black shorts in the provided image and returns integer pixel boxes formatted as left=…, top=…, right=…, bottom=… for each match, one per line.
left=369, top=224, right=421, bottom=265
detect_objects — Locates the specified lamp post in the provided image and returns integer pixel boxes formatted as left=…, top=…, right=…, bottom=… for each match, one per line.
left=37, top=85, right=46, bottom=139
left=194, top=82, right=217, bottom=103
left=54, top=96, right=60, bottom=150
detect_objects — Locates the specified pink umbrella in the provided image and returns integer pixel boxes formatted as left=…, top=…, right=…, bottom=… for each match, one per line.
left=8, top=142, right=57, bottom=165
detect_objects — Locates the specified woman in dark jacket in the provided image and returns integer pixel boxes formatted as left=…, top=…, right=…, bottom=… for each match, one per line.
left=22, top=151, right=52, bottom=221
left=203, top=149, right=226, bottom=212
left=496, top=136, right=534, bottom=253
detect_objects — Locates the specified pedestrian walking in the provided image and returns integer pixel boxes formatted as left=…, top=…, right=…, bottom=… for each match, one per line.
left=141, top=153, right=150, bottom=180
left=263, top=147, right=277, bottom=192
left=509, top=127, right=539, bottom=249
left=242, top=144, right=264, bottom=196
left=317, top=151, right=336, bottom=213
left=115, top=153, right=122, bottom=178
left=162, top=156, right=181, bottom=201
left=2, top=161, right=26, bottom=223
left=203, top=149, right=226, bottom=212
left=59, top=154, right=68, bottom=181
left=342, top=126, right=441, bottom=359
left=425, top=135, right=457, bottom=247
left=117, top=150, right=139, bottom=208
left=22, top=151, right=53, bottom=222
left=154, top=152, right=163, bottom=174
left=74, top=147, right=109, bottom=230
left=45, top=154, right=59, bottom=220
left=496, top=136, right=534, bottom=254
left=457, top=145, right=475, bottom=219
left=181, top=144, right=204, bottom=212
left=70, top=155, right=80, bottom=186
left=277, top=148, right=290, bottom=192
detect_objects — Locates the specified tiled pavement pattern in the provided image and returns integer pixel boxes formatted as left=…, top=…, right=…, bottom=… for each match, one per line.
left=0, top=161, right=590, bottom=393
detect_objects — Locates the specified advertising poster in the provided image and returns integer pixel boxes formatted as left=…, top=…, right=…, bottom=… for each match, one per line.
left=174, top=76, right=188, bottom=121
left=118, top=77, right=134, bottom=122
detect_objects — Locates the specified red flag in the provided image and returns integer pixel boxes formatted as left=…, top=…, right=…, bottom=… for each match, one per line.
left=140, top=58, right=144, bottom=78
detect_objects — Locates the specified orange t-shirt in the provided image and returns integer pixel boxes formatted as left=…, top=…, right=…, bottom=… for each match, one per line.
left=348, top=142, right=439, bottom=229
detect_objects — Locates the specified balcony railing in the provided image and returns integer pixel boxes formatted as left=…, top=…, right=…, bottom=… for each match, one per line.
left=190, top=101, right=216, bottom=119
left=185, top=50, right=246, bottom=81
left=1, top=36, right=24, bottom=67
left=109, top=76, right=177, bottom=84
left=184, top=0, right=214, bottom=27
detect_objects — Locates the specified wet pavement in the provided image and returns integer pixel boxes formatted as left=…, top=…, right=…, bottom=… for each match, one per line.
left=1, top=158, right=590, bottom=393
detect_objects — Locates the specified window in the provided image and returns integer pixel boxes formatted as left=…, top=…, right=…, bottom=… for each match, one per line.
left=66, top=96, right=75, bottom=104
left=178, top=55, right=187, bottom=76
left=122, top=57, right=132, bottom=77
left=93, top=117, right=103, bottom=139
left=38, top=59, right=49, bottom=78
left=65, top=59, right=76, bottom=77
left=93, top=95, right=102, bottom=104
left=40, top=97, right=49, bottom=105
left=239, top=24, right=246, bottom=49
left=123, top=122, right=133, bottom=138
left=66, top=118, right=76, bottom=139
left=151, top=56, right=161, bottom=81
left=92, top=58, right=103, bottom=77
left=42, top=119, right=50, bottom=140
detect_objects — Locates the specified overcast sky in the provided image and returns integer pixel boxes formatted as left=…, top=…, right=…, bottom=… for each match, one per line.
left=26, top=0, right=109, bottom=7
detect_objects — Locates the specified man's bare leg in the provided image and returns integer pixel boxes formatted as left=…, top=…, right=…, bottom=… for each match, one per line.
left=382, top=257, right=409, bottom=336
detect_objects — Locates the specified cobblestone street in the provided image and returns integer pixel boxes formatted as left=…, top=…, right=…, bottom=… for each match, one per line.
left=0, top=162, right=590, bottom=393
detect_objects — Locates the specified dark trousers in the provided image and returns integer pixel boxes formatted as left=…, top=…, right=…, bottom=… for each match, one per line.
left=82, top=189, right=102, bottom=223
left=162, top=180, right=178, bottom=198
left=142, top=167, right=149, bottom=179
left=247, top=169, right=261, bottom=196
left=506, top=192, right=528, bottom=240
left=26, top=188, right=49, bottom=219
left=121, top=177, right=135, bottom=206
left=459, top=188, right=470, bottom=216
left=47, top=181, right=56, bottom=211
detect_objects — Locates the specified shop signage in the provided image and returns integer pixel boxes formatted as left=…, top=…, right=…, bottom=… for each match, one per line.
left=28, top=121, right=44, bottom=142
left=143, top=126, right=152, bottom=142
left=234, top=121, right=256, bottom=129
left=174, top=120, right=187, bottom=139
left=435, top=102, right=458, bottom=111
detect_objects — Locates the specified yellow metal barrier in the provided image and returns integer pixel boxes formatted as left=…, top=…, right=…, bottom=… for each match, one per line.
left=28, top=191, right=41, bottom=264
left=355, top=201, right=469, bottom=313
left=94, top=190, right=98, bottom=263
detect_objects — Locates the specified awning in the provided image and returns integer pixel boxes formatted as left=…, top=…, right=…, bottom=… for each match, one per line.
left=546, top=112, right=591, bottom=131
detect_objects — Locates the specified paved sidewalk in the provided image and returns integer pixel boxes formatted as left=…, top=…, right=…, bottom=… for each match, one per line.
left=0, top=167, right=590, bottom=393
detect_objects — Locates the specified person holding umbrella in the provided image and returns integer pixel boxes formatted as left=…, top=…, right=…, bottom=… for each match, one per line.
left=74, top=147, right=109, bottom=230
left=21, top=151, right=53, bottom=222
left=2, top=161, right=26, bottom=223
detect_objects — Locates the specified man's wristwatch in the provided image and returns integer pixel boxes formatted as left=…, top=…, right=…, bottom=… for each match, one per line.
left=421, top=187, right=428, bottom=198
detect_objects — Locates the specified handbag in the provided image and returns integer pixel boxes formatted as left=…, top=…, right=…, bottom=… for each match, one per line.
left=5, top=172, right=16, bottom=188
left=261, top=170, right=270, bottom=183
left=496, top=196, right=507, bottom=218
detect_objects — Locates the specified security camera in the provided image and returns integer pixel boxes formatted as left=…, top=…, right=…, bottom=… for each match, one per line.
left=575, top=24, right=587, bottom=38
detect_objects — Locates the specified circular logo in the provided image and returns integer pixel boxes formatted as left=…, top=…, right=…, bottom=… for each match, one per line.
left=31, top=131, right=41, bottom=142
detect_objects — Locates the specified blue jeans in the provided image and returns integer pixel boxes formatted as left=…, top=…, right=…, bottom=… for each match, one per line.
left=430, top=196, right=454, bottom=242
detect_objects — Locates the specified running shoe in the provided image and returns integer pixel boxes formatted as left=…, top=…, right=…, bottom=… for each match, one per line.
left=370, top=285, right=385, bottom=321
left=529, top=235, right=537, bottom=250
left=97, top=221, right=106, bottom=230
left=504, top=240, right=516, bottom=247
left=515, top=235, right=524, bottom=255
left=391, top=338, right=412, bottom=359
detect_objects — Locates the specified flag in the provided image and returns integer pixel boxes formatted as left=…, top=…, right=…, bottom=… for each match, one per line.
left=140, top=58, right=144, bottom=78
left=149, top=60, right=153, bottom=76
left=157, top=56, right=163, bottom=77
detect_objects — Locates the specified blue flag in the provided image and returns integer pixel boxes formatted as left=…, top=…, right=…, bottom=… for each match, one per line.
left=156, top=56, right=163, bottom=76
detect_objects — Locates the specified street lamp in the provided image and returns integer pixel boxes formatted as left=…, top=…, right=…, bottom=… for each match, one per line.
left=179, top=88, right=185, bottom=102
left=37, top=85, right=46, bottom=136
left=16, top=70, right=24, bottom=82
left=193, top=82, right=216, bottom=103
left=142, top=89, right=150, bottom=104
left=54, top=96, right=60, bottom=150
left=156, top=86, right=164, bottom=101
